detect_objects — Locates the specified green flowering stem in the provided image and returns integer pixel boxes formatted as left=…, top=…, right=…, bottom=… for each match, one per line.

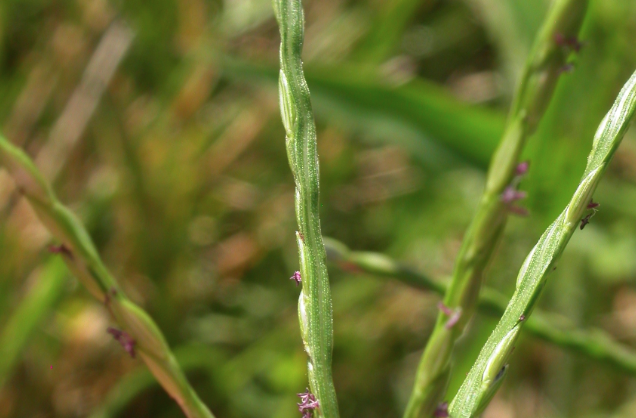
left=0, top=133, right=214, bottom=418
left=274, top=0, right=340, bottom=417
left=449, top=69, right=636, bottom=417
left=404, top=1, right=589, bottom=416
left=323, top=237, right=636, bottom=375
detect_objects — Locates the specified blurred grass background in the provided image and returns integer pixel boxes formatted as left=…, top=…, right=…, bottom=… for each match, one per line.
left=1, top=0, right=636, bottom=417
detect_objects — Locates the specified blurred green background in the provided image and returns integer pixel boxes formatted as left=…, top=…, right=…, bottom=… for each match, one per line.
left=1, top=0, right=636, bottom=417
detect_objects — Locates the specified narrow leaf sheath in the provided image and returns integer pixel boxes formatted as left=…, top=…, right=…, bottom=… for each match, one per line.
left=274, top=1, right=340, bottom=418
left=449, top=70, right=636, bottom=418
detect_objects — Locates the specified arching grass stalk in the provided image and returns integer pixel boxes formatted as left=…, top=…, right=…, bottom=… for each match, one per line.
left=323, top=238, right=636, bottom=375
left=274, top=0, right=340, bottom=417
left=0, top=134, right=214, bottom=418
left=403, top=1, right=589, bottom=416
left=449, top=69, right=636, bottom=417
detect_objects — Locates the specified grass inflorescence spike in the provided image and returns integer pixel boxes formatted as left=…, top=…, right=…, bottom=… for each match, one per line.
left=274, top=0, right=340, bottom=417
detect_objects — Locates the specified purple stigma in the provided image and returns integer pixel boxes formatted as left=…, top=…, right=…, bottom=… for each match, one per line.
left=107, top=327, right=136, bottom=358
left=297, top=388, right=319, bottom=417
left=290, top=271, right=302, bottom=286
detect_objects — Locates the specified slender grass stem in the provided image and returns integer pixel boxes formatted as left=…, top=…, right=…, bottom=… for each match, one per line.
left=0, top=133, right=214, bottom=418
left=449, top=69, right=636, bottom=417
left=323, top=238, right=636, bottom=376
left=274, top=0, right=339, bottom=417
left=403, top=1, right=589, bottom=416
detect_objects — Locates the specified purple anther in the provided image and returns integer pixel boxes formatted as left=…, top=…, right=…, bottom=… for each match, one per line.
left=580, top=213, right=593, bottom=230
left=434, top=402, right=449, bottom=418
left=515, top=161, right=530, bottom=176
left=438, top=302, right=462, bottom=329
left=438, top=302, right=453, bottom=316
left=290, top=271, right=302, bottom=286
left=519, top=314, right=526, bottom=322
left=445, top=310, right=462, bottom=329
left=107, top=327, right=136, bottom=358
left=559, top=63, right=575, bottom=74
left=581, top=200, right=600, bottom=229
left=48, top=244, right=73, bottom=259
left=297, top=388, right=319, bottom=417
left=501, top=187, right=527, bottom=204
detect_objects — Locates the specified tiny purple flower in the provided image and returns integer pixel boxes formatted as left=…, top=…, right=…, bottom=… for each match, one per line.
left=107, top=327, right=136, bottom=358
left=434, top=402, right=449, bottom=418
left=297, top=388, right=319, bottom=417
left=501, top=187, right=527, bottom=204
left=519, top=314, right=526, bottom=322
left=290, top=271, right=302, bottom=286
left=587, top=200, right=600, bottom=209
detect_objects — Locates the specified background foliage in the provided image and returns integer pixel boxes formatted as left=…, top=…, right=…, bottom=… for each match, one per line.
left=1, top=0, right=636, bottom=417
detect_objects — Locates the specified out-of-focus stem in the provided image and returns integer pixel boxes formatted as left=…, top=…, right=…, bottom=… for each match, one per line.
left=0, top=258, right=68, bottom=389
left=0, top=134, right=214, bottom=418
left=324, top=238, right=636, bottom=376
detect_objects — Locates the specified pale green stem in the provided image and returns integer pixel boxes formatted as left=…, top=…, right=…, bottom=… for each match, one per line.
left=404, top=1, right=589, bottom=416
left=449, top=69, right=636, bottom=417
left=274, top=0, right=339, bottom=417
left=0, top=133, right=214, bottom=418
